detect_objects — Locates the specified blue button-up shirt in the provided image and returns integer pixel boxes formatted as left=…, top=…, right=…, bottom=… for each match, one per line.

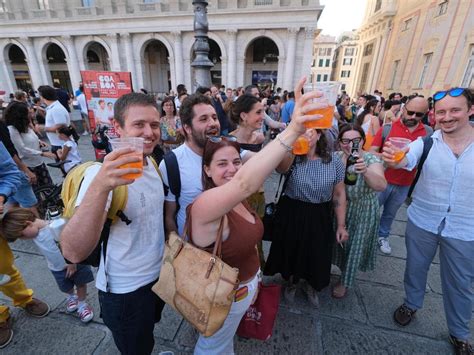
left=404, top=130, right=474, bottom=241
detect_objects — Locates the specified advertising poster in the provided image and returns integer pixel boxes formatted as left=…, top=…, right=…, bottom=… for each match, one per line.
left=80, top=70, right=132, bottom=159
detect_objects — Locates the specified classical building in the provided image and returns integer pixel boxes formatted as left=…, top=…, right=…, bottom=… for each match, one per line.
left=331, top=31, right=359, bottom=97
left=0, top=0, right=323, bottom=95
left=354, top=0, right=473, bottom=97
left=310, top=34, right=336, bottom=84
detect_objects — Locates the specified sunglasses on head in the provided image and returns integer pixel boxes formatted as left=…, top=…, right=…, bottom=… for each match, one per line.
left=433, top=88, right=465, bottom=102
left=405, top=109, right=425, bottom=118
left=339, top=137, right=362, bottom=145
left=207, top=135, right=238, bottom=143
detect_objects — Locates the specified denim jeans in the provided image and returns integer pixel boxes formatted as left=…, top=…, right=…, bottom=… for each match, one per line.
left=404, top=218, right=474, bottom=340
left=377, top=183, right=410, bottom=239
left=98, top=281, right=165, bottom=355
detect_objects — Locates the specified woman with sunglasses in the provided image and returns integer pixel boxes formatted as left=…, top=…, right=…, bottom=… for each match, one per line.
left=332, top=124, right=386, bottom=298
left=264, top=127, right=348, bottom=307
left=357, top=99, right=381, bottom=150
left=187, top=78, right=324, bottom=354
left=160, top=96, right=184, bottom=153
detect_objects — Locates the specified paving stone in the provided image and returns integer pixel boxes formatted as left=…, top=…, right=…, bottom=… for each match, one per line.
left=320, top=315, right=452, bottom=355
left=395, top=205, right=408, bottom=222
left=384, top=234, right=407, bottom=259
left=154, top=305, right=184, bottom=341
left=9, top=239, right=42, bottom=255
left=2, top=312, right=108, bottom=354
left=426, top=263, right=442, bottom=295
left=176, top=305, right=320, bottom=354
left=356, top=255, right=406, bottom=289
left=358, top=283, right=468, bottom=340
left=390, top=220, right=407, bottom=237
left=317, top=283, right=367, bottom=324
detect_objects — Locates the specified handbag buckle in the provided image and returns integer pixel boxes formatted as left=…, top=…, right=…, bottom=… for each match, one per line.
left=205, top=257, right=216, bottom=279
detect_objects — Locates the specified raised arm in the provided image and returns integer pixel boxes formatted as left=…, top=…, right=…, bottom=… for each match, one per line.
left=191, top=78, right=325, bottom=227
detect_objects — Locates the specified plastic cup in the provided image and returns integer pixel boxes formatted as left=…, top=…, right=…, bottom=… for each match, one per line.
left=292, top=135, right=310, bottom=155
left=109, top=137, right=144, bottom=179
left=303, top=82, right=341, bottom=129
left=388, top=137, right=411, bottom=163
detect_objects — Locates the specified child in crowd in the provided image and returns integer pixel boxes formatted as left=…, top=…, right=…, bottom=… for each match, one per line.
left=57, top=126, right=82, bottom=174
left=1, top=208, right=94, bottom=323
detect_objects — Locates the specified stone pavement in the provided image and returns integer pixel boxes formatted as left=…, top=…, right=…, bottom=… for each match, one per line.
left=1, top=119, right=471, bottom=354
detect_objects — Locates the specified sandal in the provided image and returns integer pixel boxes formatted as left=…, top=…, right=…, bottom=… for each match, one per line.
left=331, top=283, right=347, bottom=299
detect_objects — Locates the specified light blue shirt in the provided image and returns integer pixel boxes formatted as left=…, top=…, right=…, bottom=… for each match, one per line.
left=281, top=99, right=295, bottom=123
left=404, top=130, right=474, bottom=241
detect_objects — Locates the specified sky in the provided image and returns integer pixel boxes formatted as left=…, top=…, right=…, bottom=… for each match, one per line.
left=318, top=0, right=367, bottom=38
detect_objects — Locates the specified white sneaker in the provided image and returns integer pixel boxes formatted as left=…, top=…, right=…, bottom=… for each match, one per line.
left=379, top=238, right=392, bottom=255
left=66, top=295, right=79, bottom=313
left=78, top=303, right=94, bottom=323
left=81, top=131, right=89, bottom=136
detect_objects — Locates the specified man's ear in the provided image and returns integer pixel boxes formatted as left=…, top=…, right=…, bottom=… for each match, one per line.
left=25, top=220, right=33, bottom=227
left=112, top=119, right=122, bottom=137
left=183, top=123, right=192, bottom=137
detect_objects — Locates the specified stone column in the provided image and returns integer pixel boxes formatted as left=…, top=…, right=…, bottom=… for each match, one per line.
left=120, top=33, right=138, bottom=90
left=299, top=27, right=316, bottom=81
left=226, top=28, right=237, bottom=88
left=172, top=31, right=184, bottom=88
left=134, top=58, right=145, bottom=91
left=283, top=27, right=299, bottom=90
left=62, top=35, right=81, bottom=90
left=106, top=34, right=122, bottom=71
left=20, top=37, right=44, bottom=88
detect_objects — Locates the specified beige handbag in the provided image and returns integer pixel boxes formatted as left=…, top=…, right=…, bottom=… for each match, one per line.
left=152, top=218, right=239, bottom=337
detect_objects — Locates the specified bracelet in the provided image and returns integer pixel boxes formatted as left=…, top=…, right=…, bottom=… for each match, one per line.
left=276, top=134, right=292, bottom=152
left=337, top=225, right=346, bottom=229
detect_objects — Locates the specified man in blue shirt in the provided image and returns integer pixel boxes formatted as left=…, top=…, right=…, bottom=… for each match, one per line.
left=281, top=91, right=295, bottom=124
left=383, top=88, right=474, bottom=354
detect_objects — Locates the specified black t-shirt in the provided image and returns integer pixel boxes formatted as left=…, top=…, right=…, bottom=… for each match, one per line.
left=56, top=89, right=71, bottom=112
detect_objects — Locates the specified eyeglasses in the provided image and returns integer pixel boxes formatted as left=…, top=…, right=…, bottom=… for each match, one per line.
left=207, top=135, right=238, bottom=143
left=339, top=137, right=362, bottom=145
left=433, top=88, right=465, bottom=102
left=405, top=109, right=425, bottom=118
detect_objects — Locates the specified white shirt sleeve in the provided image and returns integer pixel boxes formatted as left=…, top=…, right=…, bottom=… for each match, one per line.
left=33, top=227, right=67, bottom=271
left=404, top=137, right=424, bottom=171
left=8, top=127, right=42, bottom=158
left=159, top=159, right=176, bottom=203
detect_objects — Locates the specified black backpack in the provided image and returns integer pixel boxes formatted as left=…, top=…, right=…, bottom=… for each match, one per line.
left=163, top=151, right=181, bottom=220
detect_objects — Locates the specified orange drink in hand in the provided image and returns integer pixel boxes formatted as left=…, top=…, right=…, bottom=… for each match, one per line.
left=109, top=137, right=144, bottom=179
left=305, top=105, right=335, bottom=129
left=293, top=135, right=310, bottom=155
left=303, top=81, right=340, bottom=130
left=388, top=137, right=411, bottom=163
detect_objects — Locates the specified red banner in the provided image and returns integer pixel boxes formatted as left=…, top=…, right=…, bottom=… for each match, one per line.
left=80, top=71, right=133, bottom=159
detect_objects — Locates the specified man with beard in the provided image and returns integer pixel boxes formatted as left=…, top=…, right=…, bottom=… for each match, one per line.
left=370, top=96, right=432, bottom=255
left=383, top=88, right=474, bottom=355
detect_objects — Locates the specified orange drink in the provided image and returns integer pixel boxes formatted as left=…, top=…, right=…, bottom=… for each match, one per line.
left=109, top=137, right=144, bottom=179
left=293, top=135, right=310, bottom=155
left=305, top=105, right=335, bottom=129
left=388, top=137, right=411, bottom=163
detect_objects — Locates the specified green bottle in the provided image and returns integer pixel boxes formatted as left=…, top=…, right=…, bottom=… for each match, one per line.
left=344, top=141, right=360, bottom=185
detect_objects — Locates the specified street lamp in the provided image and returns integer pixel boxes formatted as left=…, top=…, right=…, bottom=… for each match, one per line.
left=191, top=0, right=214, bottom=90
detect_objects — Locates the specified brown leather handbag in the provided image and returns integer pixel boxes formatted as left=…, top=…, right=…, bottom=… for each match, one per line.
left=152, top=218, right=239, bottom=337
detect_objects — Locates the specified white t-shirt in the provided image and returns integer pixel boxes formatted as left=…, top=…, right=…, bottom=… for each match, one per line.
left=63, top=140, right=82, bottom=173
left=33, top=225, right=67, bottom=272
left=45, top=100, right=70, bottom=147
left=95, top=108, right=110, bottom=125
left=75, top=159, right=165, bottom=293
left=159, top=143, right=203, bottom=236
left=77, top=93, right=88, bottom=115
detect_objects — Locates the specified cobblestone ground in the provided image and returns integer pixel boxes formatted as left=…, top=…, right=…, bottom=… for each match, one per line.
left=1, top=112, right=469, bottom=354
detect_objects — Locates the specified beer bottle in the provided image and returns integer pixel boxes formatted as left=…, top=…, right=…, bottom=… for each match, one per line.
left=344, top=140, right=360, bottom=185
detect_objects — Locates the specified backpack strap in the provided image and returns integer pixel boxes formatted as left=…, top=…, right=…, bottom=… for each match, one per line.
left=407, top=135, right=433, bottom=198
left=163, top=151, right=181, bottom=206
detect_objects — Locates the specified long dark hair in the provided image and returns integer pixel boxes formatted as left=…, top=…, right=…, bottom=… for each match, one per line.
left=4, top=102, right=30, bottom=134
left=302, top=129, right=332, bottom=164
left=229, top=94, right=260, bottom=125
left=202, top=138, right=241, bottom=191
left=356, top=99, right=379, bottom=126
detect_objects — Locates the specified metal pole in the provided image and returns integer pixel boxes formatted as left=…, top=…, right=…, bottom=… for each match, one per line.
left=191, top=0, right=213, bottom=91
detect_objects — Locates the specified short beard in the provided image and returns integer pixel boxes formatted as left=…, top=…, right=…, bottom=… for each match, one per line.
left=191, top=129, right=207, bottom=149
left=402, top=118, right=419, bottom=127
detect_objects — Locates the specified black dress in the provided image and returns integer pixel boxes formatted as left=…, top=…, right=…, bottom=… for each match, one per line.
left=264, top=153, right=345, bottom=291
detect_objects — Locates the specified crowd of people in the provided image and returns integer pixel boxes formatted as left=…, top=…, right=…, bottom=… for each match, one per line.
left=0, top=78, right=472, bottom=355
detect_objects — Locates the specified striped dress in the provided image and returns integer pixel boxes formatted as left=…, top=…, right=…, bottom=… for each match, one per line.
left=333, top=151, right=381, bottom=288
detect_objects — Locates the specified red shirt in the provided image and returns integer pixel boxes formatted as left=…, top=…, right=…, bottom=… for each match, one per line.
left=371, top=120, right=428, bottom=186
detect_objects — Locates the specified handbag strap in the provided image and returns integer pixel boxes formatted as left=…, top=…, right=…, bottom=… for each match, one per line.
left=274, top=159, right=296, bottom=203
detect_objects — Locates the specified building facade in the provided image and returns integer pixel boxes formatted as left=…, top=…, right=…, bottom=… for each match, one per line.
left=354, top=0, right=473, bottom=97
left=0, top=0, right=323, bottom=95
left=331, top=31, right=359, bottom=98
left=310, top=34, right=336, bottom=84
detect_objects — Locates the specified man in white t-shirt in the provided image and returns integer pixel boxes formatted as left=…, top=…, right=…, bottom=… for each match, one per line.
left=60, top=93, right=165, bottom=354
left=76, top=86, right=91, bottom=135
left=38, top=85, right=70, bottom=153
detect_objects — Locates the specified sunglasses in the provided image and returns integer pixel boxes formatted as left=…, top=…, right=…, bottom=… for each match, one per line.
left=207, top=135, right=238, bottom=143
left=405, top=110, right=425, bottom=118
left=433, top=88, right=465, bottom=102
left=339, top=137, right=362, bottom=145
